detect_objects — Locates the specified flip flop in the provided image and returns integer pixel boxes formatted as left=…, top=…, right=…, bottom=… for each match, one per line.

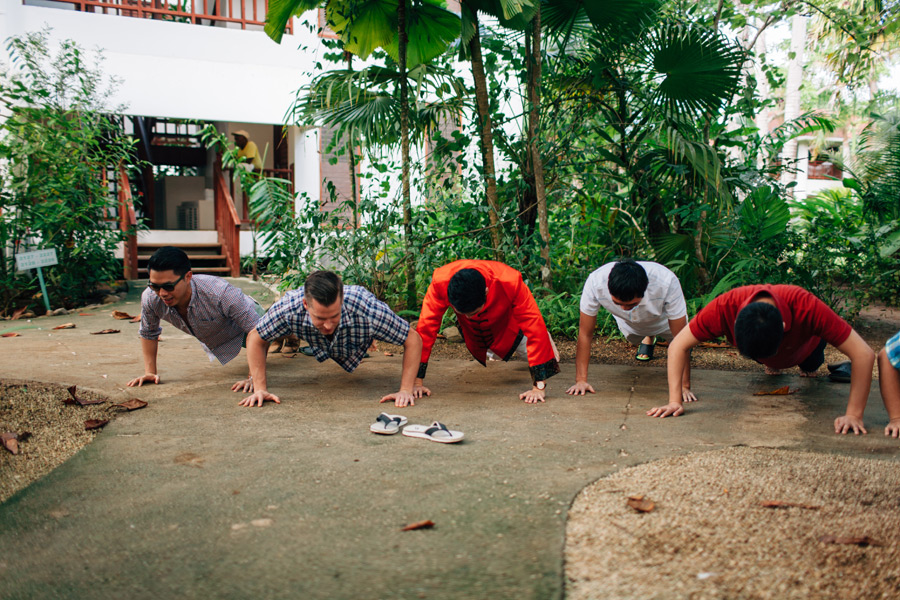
left=370, top=413, right=408, bottom=435
left=299, top=346, right=315, bottom=357
left=402, top=422, right=464, bottom=444
left=827, top=361, right=851, bottom=383
left=636, top=338, right=656, bottom=362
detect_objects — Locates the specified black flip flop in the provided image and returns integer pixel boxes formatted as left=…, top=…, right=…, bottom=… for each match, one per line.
left=827, top=361, right=851, bottom=383
left=636, top=339, right=655, bottom=362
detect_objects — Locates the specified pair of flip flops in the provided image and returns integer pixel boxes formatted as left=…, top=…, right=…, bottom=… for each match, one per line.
left=369, top=413, right=464, bottom=443
left=636, top=338, right=656, bottom=362
left=827, top=361, right=851, bottom=383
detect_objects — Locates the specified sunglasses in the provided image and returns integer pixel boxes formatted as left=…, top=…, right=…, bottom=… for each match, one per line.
left=147, top=272, right=186, bottom=293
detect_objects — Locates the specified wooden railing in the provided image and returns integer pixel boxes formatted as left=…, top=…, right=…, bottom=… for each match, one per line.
left=118, top=163, right=139, bottom=280
left=33, top=0, right=292, bottom=33
left=214, top=156, right=242, bottom=277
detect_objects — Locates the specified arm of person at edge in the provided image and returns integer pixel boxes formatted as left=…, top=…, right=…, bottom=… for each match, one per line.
left=833, top=330, right=875, bottom=435
left=566, top=312, right=597, bottom=396
left=646, top=326, right=701, bottom=418
left=380, top=329, right=429, bottom=407
left=239, top=329, right=282, bottom=407
left=879, top=348, right=900, bottom=438
left=668, top=315, right=697, bottom=403
left=509, top=278, right=556, bottom=403
left=127, top=338, right=161, bottom=387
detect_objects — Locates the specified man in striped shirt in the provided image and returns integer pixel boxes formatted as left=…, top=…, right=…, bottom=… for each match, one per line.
left=240, top=270, right=423, bottom=408
left=128, top=246, right=263, bottom=391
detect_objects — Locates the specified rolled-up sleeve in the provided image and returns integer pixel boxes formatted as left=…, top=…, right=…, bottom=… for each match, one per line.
left=138, top=288, right=163, bottom=340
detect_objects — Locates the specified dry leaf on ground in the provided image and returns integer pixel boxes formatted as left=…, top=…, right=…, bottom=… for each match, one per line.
left=112, top=398, right=148, bottom=411
left=818, top=535, right=882, bottom=547
left=78, top=313, right=92, bottom=316
left=626, top=495, right=656, bottom=513
left=84, top=419, right=108, bottom=430
left=753, top=386, right=799, bottom=396
left=65, top=385, right=106, bottom=406
left=111, top=310, right=135, bottom=320
left=1, top=432, right=27, bottom=455
left=52, top=323, right=76, bottom=330
left=760, top=500, right=821, bottom=510
left=2, top=332, right=21, bottom=338
left=90, top=329, right=120, bottom=335
left=401, top=520, right=435, bottom=531
left=11, top=307, right=26, bottom=320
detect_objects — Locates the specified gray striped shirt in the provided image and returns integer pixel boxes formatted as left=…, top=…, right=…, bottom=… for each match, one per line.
left=139, top=274, right=261, bottom=365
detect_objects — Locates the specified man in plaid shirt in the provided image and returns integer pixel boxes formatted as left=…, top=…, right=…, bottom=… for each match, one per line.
left=129, top=246, right=263, bottom=392
left=241, top=270, right=423, bottom=408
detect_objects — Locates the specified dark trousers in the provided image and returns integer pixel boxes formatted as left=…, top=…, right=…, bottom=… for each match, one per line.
left=797, top=339, right=828, bottom=372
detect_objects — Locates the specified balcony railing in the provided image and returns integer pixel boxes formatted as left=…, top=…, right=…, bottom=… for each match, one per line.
left=29, top=0, right=292, bottom=33
left=807, top=160, right=842, bottom=181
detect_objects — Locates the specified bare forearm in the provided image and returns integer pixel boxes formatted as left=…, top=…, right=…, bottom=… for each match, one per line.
left=141, top=338, right=159, bottom=374
left=574, top=331, right=592, bottom=382
left=247, top=330, right=270, bottom=390
left=400, top=331, right=423, bottom=392
left=845, top=356, right=875, bottom=418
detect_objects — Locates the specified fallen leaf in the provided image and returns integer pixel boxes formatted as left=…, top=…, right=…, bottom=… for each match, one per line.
left=726, top=351, right=739, bottom=358
left=84, top=419, right=109, bottom=430
left=760, top=500, right=821, bottom=510
left=130, top=316, right=141, bottom=323
left=174, top=452, right=204, bottom=467
left=11, top=307, right=26, bottom=320
left=753, top=386, right=799, bottom=396
left=111, top=310, right=135, bottom=320
left=1, top=332, right=21, bottom=338
left=401, top=520, right=435, bottom=531
left=383, top=351, right=394, bottom=357
left=78, top=313, right=92, bottom=316
left=90, top=329, right=121, bottom=335
left=626, top=495, right=656, bottom=513
left=819, top=534, right=881, bottom=547
left=112, top=398, right=148, bottom=411
left=1, top=432, right=20, bottom=455
left=65, top=385, right=106, bottom=406
left=52, top=323, right=76, bottom=330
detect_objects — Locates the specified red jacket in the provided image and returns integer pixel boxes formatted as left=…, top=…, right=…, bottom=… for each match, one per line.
left=417, top=260, right=559, bottom=382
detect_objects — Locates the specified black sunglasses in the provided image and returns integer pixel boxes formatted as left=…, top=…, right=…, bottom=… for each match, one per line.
left=147, top=272, right=186, bottom=293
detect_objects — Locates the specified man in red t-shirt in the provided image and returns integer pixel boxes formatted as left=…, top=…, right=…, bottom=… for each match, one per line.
left=647, top=285, right=875, bottom=434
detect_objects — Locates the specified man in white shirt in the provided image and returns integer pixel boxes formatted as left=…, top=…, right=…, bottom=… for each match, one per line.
left=566, top=259, right=696, bottom=402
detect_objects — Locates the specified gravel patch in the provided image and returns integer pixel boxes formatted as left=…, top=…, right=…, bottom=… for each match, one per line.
left=566, top=446, right=900, bottom=600
left=0, top=380, right=119, bottom=503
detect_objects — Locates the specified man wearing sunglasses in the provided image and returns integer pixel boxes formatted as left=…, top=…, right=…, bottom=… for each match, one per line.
left=128, top=246, right=263, bottom=391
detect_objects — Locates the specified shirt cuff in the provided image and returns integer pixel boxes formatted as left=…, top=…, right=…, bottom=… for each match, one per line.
left=529, top=358, right=560, bottom=383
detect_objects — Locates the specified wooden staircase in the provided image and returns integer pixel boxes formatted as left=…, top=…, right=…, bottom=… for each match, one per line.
left=137, top=242, right=233, bottom=277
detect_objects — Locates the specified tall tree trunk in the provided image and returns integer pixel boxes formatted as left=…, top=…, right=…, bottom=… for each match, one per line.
left=781, top=14, right=806, bottom=190
left=753, top=17, right=771, bottom=170
left=528, top=5, right=551, bottom=289
left=398, top=0, right=416, bottom=309
left=346, top=52, right=358, bottom=230
left=468, top=19, right=503, bottom=259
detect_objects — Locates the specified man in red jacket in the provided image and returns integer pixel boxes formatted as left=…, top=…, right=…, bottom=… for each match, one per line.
left=415, top=260, right=560, bottom=403
left=647, top=284, right=875, bottom=434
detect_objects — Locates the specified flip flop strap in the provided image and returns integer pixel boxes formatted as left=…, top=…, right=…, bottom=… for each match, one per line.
left=425, top=422, right=450, bottom=437
left=376, top=413, right=400, bottom=426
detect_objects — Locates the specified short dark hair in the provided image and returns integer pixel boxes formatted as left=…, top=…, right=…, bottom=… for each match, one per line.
left=448, top=268, right=487, bottom=314
left=734, top=302, right=784, bottom=359
left=147, top=246, right=191, bottom=277
left=607, top=259, right=648, bottom=301
left=304, top=270, right=343, bottom=306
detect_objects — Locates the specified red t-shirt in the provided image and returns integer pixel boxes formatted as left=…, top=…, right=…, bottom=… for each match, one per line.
left=689, top=284, right=852, bottom=370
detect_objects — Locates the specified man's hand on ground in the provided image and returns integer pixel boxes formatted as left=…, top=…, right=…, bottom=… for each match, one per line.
left=231, top=378, right=254, bottom=393
left=519, top=388, right=546, bottom=404
left=413, top=384, right=432, bottom=399
left=885, top=418, right=900, bottom=438
left=566, top=381, right=595, bottom=396
left=646, top=402, right=684, bottom=418
left=238, top=390, right=281, bottom=407
left=681, top=387, right=698, bottom=403
left=380, top=390, right=415, bottom=407
left=834, top=414, right=867, bottom=435
left=127, top=373, right=160, bottom=387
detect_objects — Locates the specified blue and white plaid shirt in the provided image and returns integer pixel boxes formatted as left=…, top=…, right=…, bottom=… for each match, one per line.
left=256, top=285, right=410, bottom=373
left=139, top=274, right=261, bottom=365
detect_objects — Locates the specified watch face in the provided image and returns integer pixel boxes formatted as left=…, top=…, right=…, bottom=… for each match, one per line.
left=536, top=381, right=545, bottom=390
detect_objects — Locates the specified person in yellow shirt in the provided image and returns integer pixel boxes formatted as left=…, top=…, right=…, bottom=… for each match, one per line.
left=232, top=129, right=263, bottom=171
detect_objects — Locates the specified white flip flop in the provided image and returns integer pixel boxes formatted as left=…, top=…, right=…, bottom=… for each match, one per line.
left=402, top=422, right=464, bottom=444
left=370, top=413, right=408, bottom=435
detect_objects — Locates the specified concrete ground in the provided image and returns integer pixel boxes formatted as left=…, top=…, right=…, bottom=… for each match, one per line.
left=0, top=281, right=897, bottom=600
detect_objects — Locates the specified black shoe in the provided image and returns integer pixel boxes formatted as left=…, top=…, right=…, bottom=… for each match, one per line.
left=827, top=361, right=851, bottom=383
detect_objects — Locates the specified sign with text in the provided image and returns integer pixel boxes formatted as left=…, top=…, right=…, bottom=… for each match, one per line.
left=15, top=248, right=59, bottom=271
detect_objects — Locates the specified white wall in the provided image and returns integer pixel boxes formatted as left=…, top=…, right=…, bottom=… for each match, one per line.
left=3, top=2, right=322, bottom=125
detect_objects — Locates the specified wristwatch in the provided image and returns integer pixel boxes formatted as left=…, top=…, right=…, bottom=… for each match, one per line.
left=534, top=380, right=546, bottom=390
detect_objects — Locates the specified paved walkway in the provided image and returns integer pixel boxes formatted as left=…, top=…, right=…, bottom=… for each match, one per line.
left=0, top=281, right=896, bottom=599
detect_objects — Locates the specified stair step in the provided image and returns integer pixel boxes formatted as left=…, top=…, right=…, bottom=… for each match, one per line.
left=138, top=254, right=226, bottom=261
